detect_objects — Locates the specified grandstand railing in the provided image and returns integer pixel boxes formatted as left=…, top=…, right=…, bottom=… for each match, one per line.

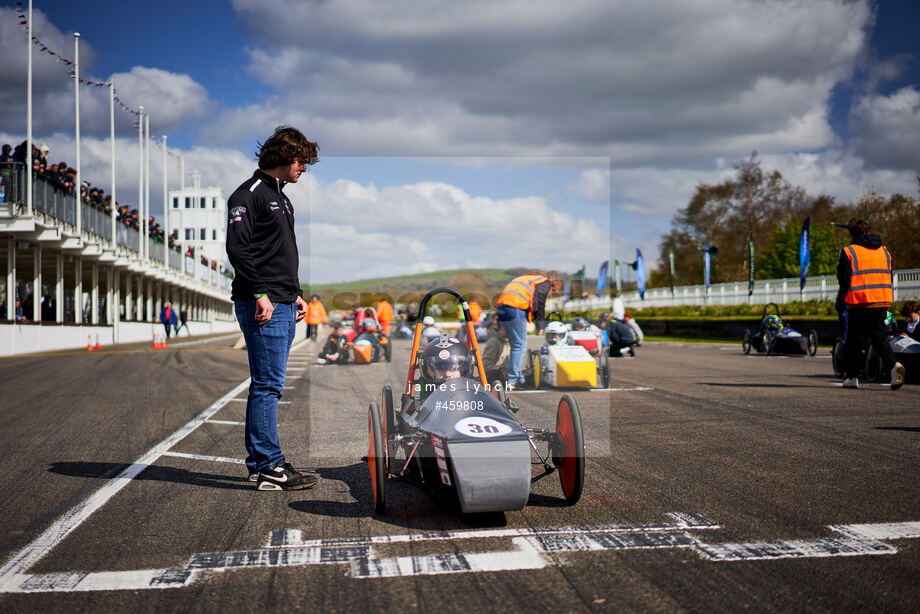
left=2, top=165, right=228, bottom=288
left=549, top=269, right=920, bottom=312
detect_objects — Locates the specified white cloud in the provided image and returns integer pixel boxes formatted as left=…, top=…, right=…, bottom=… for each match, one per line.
left=302, top=179, right=610, bottom=283
left=567, top=169, right=610, bottom=204
left=848, top=87, right=920, bottom=170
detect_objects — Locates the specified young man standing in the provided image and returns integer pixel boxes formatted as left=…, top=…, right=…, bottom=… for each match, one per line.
left=226, top=126, right=319, bottom=490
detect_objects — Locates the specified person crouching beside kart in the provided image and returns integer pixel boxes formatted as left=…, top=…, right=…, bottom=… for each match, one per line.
left=604, top=317, right=636, bottom=357
left=901, top=300, right=920, bottom=342
left=318, top=321, right=354, bottom=364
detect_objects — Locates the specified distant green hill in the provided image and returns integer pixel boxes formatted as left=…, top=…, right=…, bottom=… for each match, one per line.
left=303, top=267, right=530, bottom=310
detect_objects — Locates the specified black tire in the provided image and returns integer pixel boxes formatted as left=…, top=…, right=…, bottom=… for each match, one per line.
left=865, top=346, right=883, bottom=383
left=382, top=386, right=397, bottom=470
left=555, top=394, right=585, bottom=504
left=598, top=351, right=609, bottom=389
left=832, top=337, right=845, bottom=378
left=807, top=330, right=818, bottom=357
left=763, top=330, right=775, bottom=356
left=336, top=337, right=350, bottom=364
left=742, top=329, right=752, bottom=355
left=367, top=402, right=386, bottom=515
left=533, top=353, right=543, bottom=389
left=384, top=337, right=392, bottom=362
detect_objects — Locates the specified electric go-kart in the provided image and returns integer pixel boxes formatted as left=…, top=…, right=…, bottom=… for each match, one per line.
left=832, top=313, right=920, bottom=383
left=526, top=320, right=610, bottom=389
left=350, top=307, right=392, bottom=363
left=742, top=303, right=818, bottom=356
left=318, top=310, right=392, bottom=364
left=365, top=288, right=585, bottom=515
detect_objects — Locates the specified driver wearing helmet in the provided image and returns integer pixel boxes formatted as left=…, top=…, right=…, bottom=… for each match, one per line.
left=543, top=321, right=567, bottom=346
left=419, top=336, right=473, bottom=399
left=763, top=314, right=783, bottom=331
left=421, top=315, right=442, bottom=346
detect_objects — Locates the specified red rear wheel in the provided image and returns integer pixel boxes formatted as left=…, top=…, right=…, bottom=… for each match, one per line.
left=555, top=394, right=585, bottom=504
left=367, top=402, right=386, bottom=514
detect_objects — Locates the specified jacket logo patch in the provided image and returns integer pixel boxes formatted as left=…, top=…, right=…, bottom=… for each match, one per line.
left=229, top=206, right=246, bottom=224
left=270, top=201, right=280, bottom=211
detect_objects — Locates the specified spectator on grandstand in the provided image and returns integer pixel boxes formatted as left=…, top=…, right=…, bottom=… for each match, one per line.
left=0, top=144, right=13, bottom=198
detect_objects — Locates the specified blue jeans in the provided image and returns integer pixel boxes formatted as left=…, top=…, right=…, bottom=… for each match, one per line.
left=497, top=304, right=528, bottom=383
left=235, top=301, right=296, bottom=474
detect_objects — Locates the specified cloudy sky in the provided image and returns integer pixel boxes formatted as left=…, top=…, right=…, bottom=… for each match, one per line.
left=1, top=0, right=918, bottom=284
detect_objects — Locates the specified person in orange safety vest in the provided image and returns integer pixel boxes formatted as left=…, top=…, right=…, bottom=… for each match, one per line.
left=835, top=218, right=903, bottom=390
left=375, top=298, right=394, bottom=335
left=495, top=273, right=552, bottom=387
left=305, top=294, right=328, bottom=341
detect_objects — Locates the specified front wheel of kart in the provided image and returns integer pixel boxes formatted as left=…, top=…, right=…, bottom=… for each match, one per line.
left=494, top=379, right=508, bottom=407
left=598, top=351, right=609, bottom=389
left=533, top=354, right=543, bottom=389
left=763, top=330, right=775, bottom=356
left=382, top=385, right=397, bottom=469
left=555, top=394, right=584, bottom=505
left=367, top=402, right=386, bottom=515
left=742, top=329, right=752, bottom=355
left=384, top=338, right=392, bottom=362
left=864, top=345, right=883, bottom=383
left=807, top=330, right=818, bottom=357
left=832, top=337, right=845, bottom=378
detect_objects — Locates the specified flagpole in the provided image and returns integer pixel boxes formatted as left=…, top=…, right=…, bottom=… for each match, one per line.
left=25, top=0, right=33, bottom=217
left=144, top=113, right=150, bottom=262
left=162, top=135, right=168, bottom=265
left=109, top=80, right=116, bottom=248
left=74, top=32, right=81, bottom=235
left=137, top=105, right=143, bottom=258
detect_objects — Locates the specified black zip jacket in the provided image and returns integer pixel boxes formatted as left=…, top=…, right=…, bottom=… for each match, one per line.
left=226, top=170, right=303, bottom=303
left=835, top=233, right=885, bottom=313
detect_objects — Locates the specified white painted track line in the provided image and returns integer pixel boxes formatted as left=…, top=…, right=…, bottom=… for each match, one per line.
left=0, top=338, right=308, bottom=590
left=163, top=452, right=246, bottom=465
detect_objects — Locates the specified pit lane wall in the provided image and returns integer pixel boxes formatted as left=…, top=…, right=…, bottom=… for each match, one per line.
left=0, top=319, right=240, bottom=356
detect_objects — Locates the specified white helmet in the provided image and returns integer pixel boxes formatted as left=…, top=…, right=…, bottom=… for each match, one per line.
left=544, top=321, right=567, bottom=345
left=422, top=315, right=436, bottom=326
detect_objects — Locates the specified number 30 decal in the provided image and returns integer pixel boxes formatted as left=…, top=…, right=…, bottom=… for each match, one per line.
left=455, top=416, right=512, bottom=438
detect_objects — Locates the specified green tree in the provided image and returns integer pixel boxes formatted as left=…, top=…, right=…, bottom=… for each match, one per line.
left=757, top=219, right=839, bottom=278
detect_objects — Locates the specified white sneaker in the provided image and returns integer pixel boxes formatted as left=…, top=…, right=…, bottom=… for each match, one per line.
left=890, top=362, right=905, bottom=390
left=842, top=377, right=858, bottom=389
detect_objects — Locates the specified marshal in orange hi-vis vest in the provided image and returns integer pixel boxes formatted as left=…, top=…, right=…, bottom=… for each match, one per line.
left=497, top=274, right=549, bottom=320
left=844, top=244, right=893, bottom=307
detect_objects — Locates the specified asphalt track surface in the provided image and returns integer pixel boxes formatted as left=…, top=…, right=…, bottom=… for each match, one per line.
left=0, top=332, right=917, bottom=613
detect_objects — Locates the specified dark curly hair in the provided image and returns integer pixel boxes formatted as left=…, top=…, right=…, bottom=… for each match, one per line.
left=847, top=218, right=871, bottom=239
left=256, top=126, right=319, bottom=170
left=901, top=300, right=919, bottom=318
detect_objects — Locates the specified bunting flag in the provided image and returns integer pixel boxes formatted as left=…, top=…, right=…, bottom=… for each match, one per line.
left=563, top=278, right=570, bottom=301
left=704, top=242, right=711, bottom=290
left=748, top=234, right=755, bottom=297
left=634, top=250, right=646, bottom=299
left=614, top=260, right=622, bottom=293
left=573, top=265, right=585, bottom=279
left=799, top=217, right=811, bottom=293
left=14, top=3, right=141, bottom=116
left=597, top=261, right=609, bottom=297
left=668, top=248, right=675, bottom=296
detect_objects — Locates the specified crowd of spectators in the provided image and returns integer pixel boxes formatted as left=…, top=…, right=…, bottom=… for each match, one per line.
left=5, top=140, right=185, bottom=254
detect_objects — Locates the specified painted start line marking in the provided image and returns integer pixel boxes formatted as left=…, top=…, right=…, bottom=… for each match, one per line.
left=510, top=386, right=652, bottom=395
left=3, top=514, right=920, bottom=592
left=0, top=340, right=309, bottom=595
